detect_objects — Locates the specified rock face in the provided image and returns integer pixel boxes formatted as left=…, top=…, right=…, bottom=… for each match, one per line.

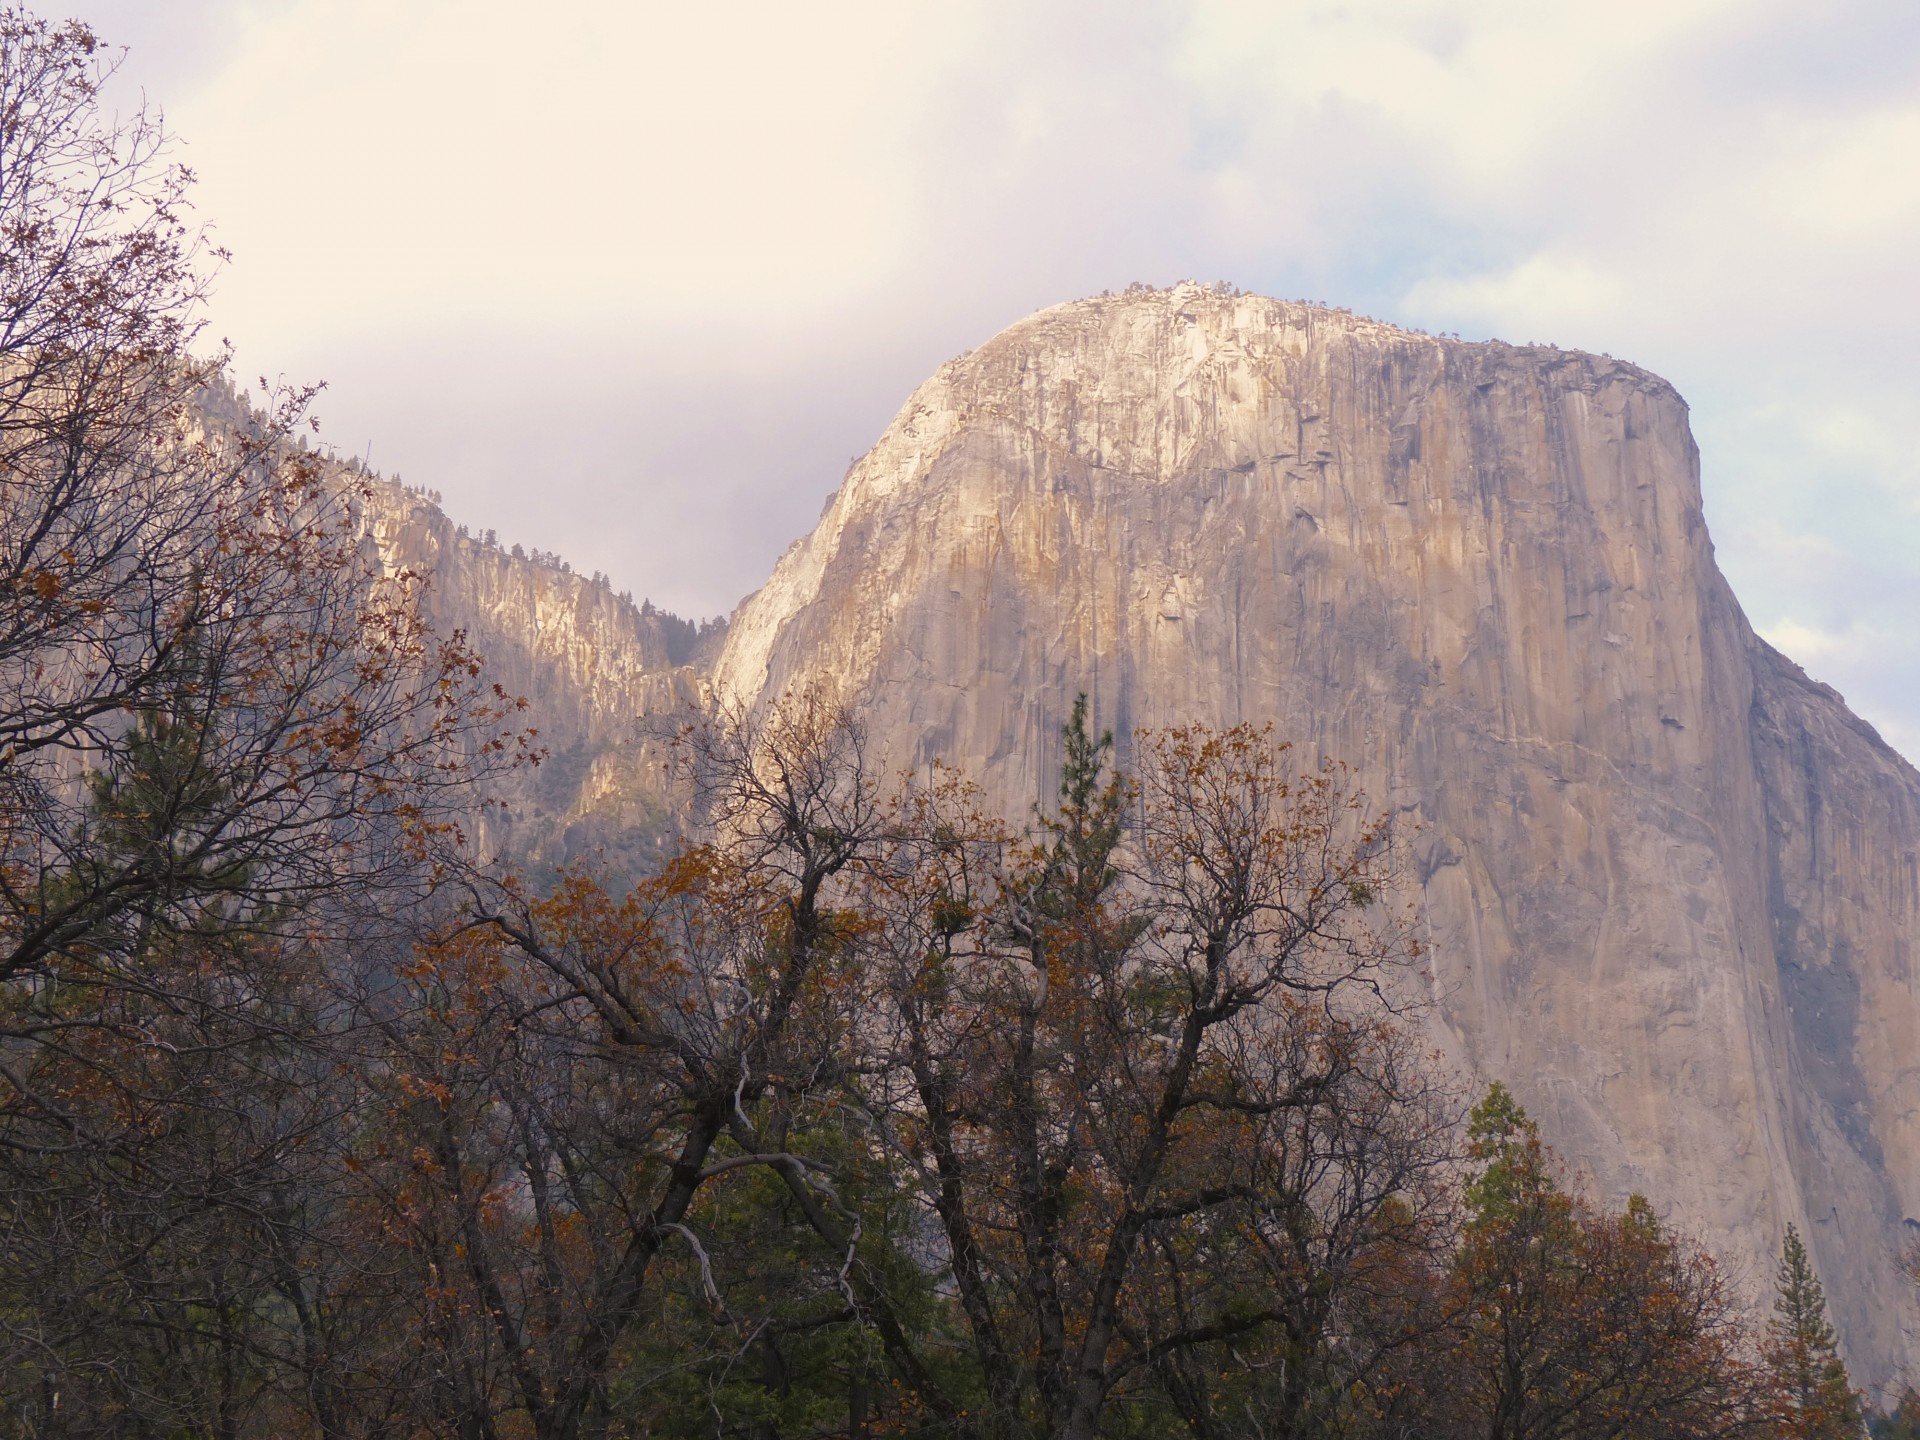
left=712, top=284, right=1920, bottom=1385
left=358, top=480, right=710, bottom=868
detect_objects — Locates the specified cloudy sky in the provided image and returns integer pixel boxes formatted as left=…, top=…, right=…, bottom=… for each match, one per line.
left=77, top=0, right=1920, bottom=759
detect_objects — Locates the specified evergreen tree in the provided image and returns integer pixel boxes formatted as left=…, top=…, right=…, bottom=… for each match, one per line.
left=1448, top=1084, right=1585, bottom=1438
left=1039, top=693, right=1127, bottom=906
left=1766, top=1224, right=1864, bottom=1438
left=83, top=660, right=243, bottom=904
left=1462, top=1080, right=1561, bottom=1231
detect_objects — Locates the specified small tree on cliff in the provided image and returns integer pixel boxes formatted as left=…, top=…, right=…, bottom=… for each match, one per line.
left=1766, top=1225, right=1864, bottom=1438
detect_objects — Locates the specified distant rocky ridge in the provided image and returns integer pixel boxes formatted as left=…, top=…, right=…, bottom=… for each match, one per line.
left=180, top=364, right=717, bottom=867
left=341, top=473, right=718, bottom=869
left=353, top=286, right=1920, bottom=1391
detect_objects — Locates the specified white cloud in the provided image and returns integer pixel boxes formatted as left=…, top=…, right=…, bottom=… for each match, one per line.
left=1760, top=619, right=1850, bottom=665
left=61, top=0, right=1920, bottom=759
left=1757, top=616, right=1920, bottom=761
left=1403, top=255, right=1630, bottom=338
left=171, top=0, right=974, bottom=343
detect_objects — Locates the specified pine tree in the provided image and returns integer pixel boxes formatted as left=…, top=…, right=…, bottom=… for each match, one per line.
left=1766, top=1224, right=1864, bottom=1438
left=1041, top=693, right=1126, bottom=900
left=1021, top=694, right=1140, bottom=973
left=1462, top=1080, right=1561, bottom=1231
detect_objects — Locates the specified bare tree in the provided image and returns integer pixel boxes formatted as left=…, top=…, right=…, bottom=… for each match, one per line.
left=0, top=11, right=516, bottom=991
left=842, top=703, right=1450, bottom=1440
left=422, top=691, right=930, bottom=1440
left=0, top=17, right=525, bottom=1433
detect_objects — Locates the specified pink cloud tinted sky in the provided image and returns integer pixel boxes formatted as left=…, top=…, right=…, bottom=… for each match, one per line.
left=74, top=0, right=1920, bottom=758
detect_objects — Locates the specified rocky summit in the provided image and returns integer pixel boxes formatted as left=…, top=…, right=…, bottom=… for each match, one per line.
left=390, top=283, right=1920, bottom=1385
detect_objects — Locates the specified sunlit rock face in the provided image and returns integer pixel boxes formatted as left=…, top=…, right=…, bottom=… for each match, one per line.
left=360, top=481, right=706, bottom=869
left=712, top=283, right=1920, bottom=1385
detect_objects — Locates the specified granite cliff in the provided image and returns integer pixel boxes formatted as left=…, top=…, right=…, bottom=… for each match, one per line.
left=709, top=284, right=1920, bottom=1386
left=371, top=284, right=1920, bottom=1386
left=355, top=478, right=714, bottom=867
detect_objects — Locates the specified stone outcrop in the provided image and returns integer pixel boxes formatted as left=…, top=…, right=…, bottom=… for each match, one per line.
left=710, top=284, right=1920, bottom=1386
left=358, top=479, right=709, bottom=868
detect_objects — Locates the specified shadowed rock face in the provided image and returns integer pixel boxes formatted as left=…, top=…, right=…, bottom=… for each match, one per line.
left=711, top=284, right=1920, bottom=1385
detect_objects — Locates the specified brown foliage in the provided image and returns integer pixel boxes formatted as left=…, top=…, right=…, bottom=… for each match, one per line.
left=845, top=706, right=1452, bottom=1440
left=1393, top=1087, right=1777, bottom=1440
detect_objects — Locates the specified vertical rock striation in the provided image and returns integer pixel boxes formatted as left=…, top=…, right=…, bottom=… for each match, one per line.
left=359, top=481, right=707, bottom=867
left=712, top=283, right=1920, bottom=1384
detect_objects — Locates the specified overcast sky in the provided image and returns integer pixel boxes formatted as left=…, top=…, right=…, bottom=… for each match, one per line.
left=73, top=0, right=1920, bottom=760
